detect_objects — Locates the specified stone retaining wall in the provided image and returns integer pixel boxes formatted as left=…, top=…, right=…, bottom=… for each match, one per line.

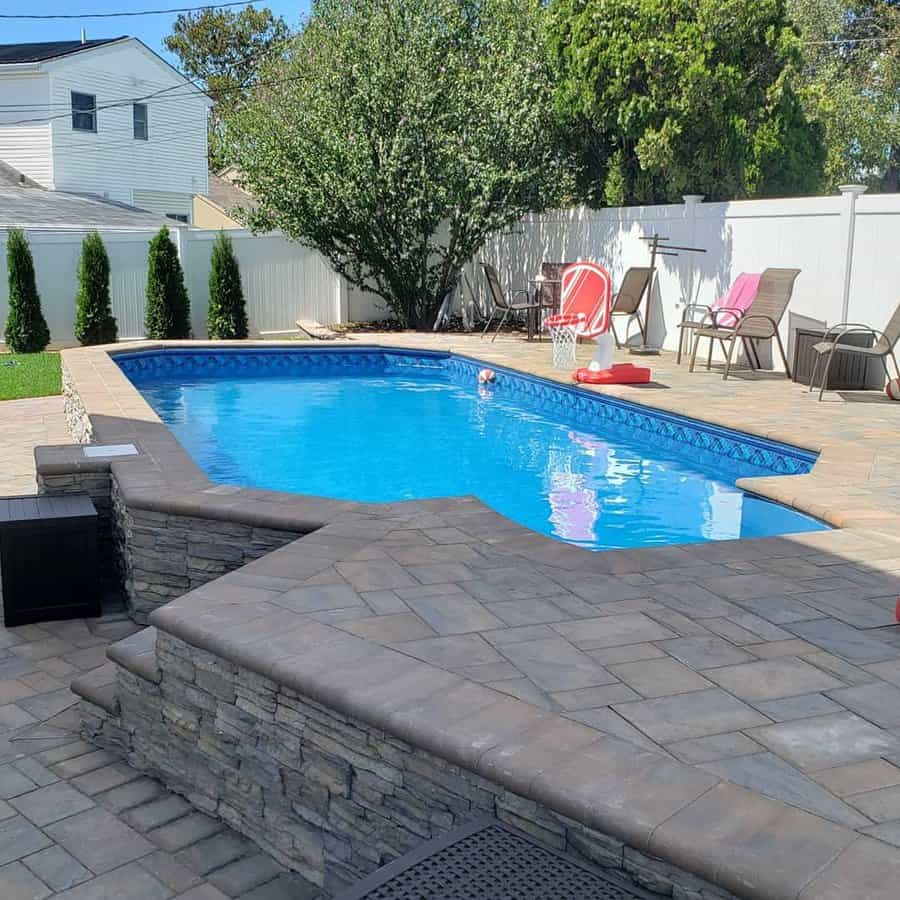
left=37, top=463, right=300, bottom=622
left=88, top=630, right=735, bottom=900
left=112, top=484, right=299, bottom=621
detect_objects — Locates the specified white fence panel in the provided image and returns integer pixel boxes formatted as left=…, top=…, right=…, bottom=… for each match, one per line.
left=0, top=228, right=158, bottom=346
left=0, top=227, right=353, bottom=346
left=466, top=190, right=900, bottom=370
left=183, top=230, right=344, bottom=338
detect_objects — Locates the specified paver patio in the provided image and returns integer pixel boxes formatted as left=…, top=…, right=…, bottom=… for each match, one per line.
left=0, top=615, right=325, bottom=899
left=7, top=333, right=900, bottom=898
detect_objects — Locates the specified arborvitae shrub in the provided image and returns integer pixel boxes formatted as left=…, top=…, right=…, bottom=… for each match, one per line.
left=4, top=229, right=50, bottom=352
left=75, top=231, right=118, bottom=345
left=207, top=231, right=248, bottom=339
left=144, top=226, right=191, bottom=339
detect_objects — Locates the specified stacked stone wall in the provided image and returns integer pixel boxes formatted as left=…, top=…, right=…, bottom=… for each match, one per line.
left=90, top=631, right=736, bottom=900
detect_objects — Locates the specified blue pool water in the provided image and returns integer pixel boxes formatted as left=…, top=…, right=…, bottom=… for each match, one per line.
left=120, top=349, right=827, bottom=552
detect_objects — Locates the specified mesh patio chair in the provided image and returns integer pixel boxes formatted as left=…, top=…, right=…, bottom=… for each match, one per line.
left=480, top=262, right=541, bottom=343
left=676, top=273, right=761, bottom=364
left=689, top=268, right=800, bottom=379
left=808, top=301, right=900, bottom=400
left=609, top=267, right=652, bottom=348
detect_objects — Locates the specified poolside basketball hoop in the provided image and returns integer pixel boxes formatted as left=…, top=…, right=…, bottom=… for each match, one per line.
left=546, top=314, right=580, bottom=368
left=544, top=262, right=613, bottom=370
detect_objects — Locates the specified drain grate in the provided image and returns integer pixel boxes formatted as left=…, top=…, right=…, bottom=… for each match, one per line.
left=336, top=818, right=658, bottom=900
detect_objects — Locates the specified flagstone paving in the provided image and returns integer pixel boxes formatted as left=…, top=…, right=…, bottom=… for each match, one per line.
left=9, top=333, right=900, bottom=896
left=0, top=617, right=324, bottom=900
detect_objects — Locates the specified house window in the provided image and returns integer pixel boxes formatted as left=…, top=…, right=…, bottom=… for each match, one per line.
left=133, top=103, right=148, bottom=140
left=71, top=92, right=96, bottom=132
left=166, top=213, right=189, bottom=223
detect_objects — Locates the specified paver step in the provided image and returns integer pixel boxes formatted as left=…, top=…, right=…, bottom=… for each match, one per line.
left=69, top=674, right=119, bottom=716
left=107, top=625, right=162, bottom=684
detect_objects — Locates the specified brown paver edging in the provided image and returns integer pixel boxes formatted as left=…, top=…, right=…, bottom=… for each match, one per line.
left=47, top=338, right=900, bottom=898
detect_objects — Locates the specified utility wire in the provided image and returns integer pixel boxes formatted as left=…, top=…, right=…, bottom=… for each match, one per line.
left=0, top=71, right=306, bottom=125
left=0, top=1, right=253, bottom=19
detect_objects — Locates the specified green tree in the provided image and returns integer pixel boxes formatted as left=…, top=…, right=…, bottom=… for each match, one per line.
left=207, top=232, right=248, bottom=339
left=789, top=0, right=899, bottom=192
left=548, top=0, right=825, bottom=205
left=164, top=6, right=290, bottom=170
left=144, top=227, right=191, bottom=339
left=227, top=0, right=566, bottom=328
left=74, top=232, right=118, bottom=346
left=4, top=229, right=50, bottom=353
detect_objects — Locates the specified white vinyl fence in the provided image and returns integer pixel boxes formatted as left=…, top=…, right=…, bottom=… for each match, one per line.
left=1, top=187, right=898, bottom=358
left=0, top=226, right=360, bottom=346
left=466, top=187, right=900, bottom=370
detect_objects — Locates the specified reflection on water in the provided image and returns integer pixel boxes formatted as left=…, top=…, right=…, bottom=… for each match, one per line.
left=135, top=371, right=827, bottom=552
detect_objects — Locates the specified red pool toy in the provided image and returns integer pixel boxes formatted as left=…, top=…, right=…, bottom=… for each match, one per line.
left=574, top=363, right=651, bottom=385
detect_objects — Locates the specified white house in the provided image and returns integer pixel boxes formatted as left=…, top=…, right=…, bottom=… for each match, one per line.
left=0, top=36, right=212, bottom=223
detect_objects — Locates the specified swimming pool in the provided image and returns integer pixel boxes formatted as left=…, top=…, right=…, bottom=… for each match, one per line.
left=118, top=348, right=827, bottom=551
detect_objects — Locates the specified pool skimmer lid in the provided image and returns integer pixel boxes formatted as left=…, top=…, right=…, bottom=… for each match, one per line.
left=83, top=444, right=139, bottom=458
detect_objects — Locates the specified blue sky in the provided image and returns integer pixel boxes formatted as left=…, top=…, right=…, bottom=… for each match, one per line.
left=2, top=1, right=310, bottom=67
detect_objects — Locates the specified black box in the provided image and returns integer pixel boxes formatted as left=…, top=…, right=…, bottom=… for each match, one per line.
left=793, top=328, right=874, bottom=390
left=0, top=495, right=101, bottom=626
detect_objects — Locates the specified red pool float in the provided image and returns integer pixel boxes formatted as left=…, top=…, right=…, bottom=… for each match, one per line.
left=574, top=363, right=651, bottom=385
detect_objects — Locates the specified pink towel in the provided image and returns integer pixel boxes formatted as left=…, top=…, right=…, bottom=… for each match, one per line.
left=712, top=273, right=761, bottom=328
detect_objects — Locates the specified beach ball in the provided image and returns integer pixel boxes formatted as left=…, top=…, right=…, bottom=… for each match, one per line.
left=886, top=379, right=900, bottom=400
left=478, top=369, right=496, bottom=384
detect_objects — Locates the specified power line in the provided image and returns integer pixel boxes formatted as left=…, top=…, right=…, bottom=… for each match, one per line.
left=0, top=1, right=253, bottom=19
left=0, top=71, right=307, bottom=125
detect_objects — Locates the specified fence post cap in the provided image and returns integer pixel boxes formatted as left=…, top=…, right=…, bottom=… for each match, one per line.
left=838, top=184, right=868, bottom=196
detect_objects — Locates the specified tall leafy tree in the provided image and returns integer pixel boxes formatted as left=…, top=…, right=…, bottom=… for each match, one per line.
left=548, top=0, right=825, bottom=205
left=75, top=232, right=118, bottom=346
left=164, top=6, right=290, bottom=170
left=789, top=0, right=899, bottom=192
left=144, top=227, right=191, bottom=340
left=4, top=229, right=50, bottom=353
left=228, top=0, right=566, bottom=328
left=207, top=232, right=248, bottom=339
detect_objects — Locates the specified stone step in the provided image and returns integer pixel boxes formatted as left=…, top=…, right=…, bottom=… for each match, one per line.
left=71, top=665, right=120, bottom=716
left=107, top=625, right=161, bottom=684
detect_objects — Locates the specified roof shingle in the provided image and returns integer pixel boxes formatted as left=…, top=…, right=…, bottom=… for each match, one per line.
left=0, top=38, right=125, bottom=65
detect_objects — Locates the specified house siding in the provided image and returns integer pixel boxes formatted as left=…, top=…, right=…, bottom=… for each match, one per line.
left=133, top=189, right=193, bottom=222
left=46, top=40, right=209, bottom=203
left=0, top=72, right=54, bottom=186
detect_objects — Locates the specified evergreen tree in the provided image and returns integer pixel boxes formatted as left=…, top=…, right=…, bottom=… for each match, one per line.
left=207, top=231, right=248, bottom=339
left=144, top=226, right=191, bottom=339
left=4, top=229, right=50, bottom=353
left=74, top=231, right=118, bottom=346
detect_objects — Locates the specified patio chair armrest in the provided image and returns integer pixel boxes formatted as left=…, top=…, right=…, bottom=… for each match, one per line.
left=733, top=314, right=778, bottom=335
left=821, top=326, right=888, bottom=347
left=709, top=306, right=746, bottom=329
left=821, top=322, right=875, bottom=341
left=680, top=303, right=711, bottom=324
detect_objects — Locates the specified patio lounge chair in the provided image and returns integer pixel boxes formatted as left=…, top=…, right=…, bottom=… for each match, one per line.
left=480, top=262, right=541, bottom=343
left=676, top=272, right=761, bottom=364
left=609, top=267, right=652, bottom=348
left=808, top=301, right=900, bottom=400
left=689, top=268, right=800, bottom=379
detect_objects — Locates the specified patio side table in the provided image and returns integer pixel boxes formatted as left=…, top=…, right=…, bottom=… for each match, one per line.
left=0, top=494, right=101, bottom=626
left=528, top=278, right=561, bottom=341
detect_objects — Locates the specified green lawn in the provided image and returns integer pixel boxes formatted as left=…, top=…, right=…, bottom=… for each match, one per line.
left=0, top=352, right=61, bottom=401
